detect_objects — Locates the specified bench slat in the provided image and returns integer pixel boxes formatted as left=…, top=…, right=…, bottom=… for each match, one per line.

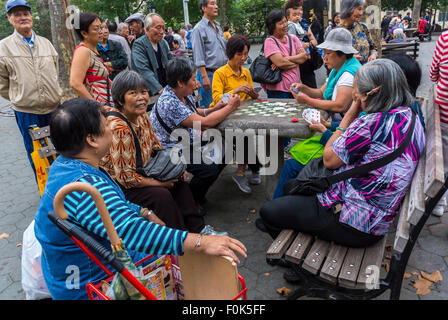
left=266, top=230, right=296, bottom=260
left=337, top=247, right=365, bottom=288
left=355, top=237, right=387, bottom=289
left=37, top=145, right=56, bottom=159
left=285, top=233, right=314, bottom=264
left=319, top=243, right=348, bottom=284
left=394, top=192, right=411, bottom=253
left=28, top=126, right=51, bottom=140
left=407, top=151, right=426, bottom=226
left=302, top=239, right=330, bottom=275
left=424, top=89, right=445, bottom=198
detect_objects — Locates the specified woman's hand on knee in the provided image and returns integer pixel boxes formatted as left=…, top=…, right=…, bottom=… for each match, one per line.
left=159, top=179, right=179, bottom=189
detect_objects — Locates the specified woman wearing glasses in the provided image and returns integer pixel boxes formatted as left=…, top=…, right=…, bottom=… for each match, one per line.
left=70, top=12, right=113, bottom=105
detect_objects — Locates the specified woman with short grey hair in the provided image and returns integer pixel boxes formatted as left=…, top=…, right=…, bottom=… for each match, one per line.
left=355, top=59, right=413, bottom=113
left=101, top=70, right=226, bottom=236
left=149, top=57, right=241, bottom=210
left=258, top=58, right=425, bottom=253
left=388, top=28, right=407, bottom=43
left=339, top=0, right=377, bottom=64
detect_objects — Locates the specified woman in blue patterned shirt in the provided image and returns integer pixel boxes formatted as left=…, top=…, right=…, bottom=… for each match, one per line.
left=34, top=98, right=246, bottom=300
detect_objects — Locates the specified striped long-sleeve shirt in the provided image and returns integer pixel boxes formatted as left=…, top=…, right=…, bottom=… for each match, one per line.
left=64, top=174, right=187, bottom=256
left=430, top=30, right=448, bottom=124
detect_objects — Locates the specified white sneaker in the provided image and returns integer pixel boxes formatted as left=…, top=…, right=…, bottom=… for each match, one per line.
left=432, top=197, right=446, bottom=217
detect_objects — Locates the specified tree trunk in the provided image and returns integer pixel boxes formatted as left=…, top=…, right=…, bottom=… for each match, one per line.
left=365, top=0, right=382, bottom=58
left=220, top=0, right=226, bottom=26
left=412, top=0, right=422, bottom=28
left=48, top=0, right=76, bottom=100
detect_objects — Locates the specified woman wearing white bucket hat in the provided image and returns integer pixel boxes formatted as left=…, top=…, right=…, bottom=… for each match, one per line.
left=290, top=28, right=361, bottom=117
left=270, top=28, right=362, bottom=200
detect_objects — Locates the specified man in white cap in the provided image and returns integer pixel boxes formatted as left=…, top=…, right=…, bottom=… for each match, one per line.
left=0, top=0, right=62, bottom=177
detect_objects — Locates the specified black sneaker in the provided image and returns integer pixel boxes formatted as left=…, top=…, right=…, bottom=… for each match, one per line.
left=283, top=269, right=301, bottom=283
left=255, top=218, right=268, bottom=233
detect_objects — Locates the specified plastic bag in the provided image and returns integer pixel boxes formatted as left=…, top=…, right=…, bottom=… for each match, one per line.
left=21, top=220, right=51, bottom=300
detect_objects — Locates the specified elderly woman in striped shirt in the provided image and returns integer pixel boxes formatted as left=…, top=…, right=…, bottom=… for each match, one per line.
left=34, top=98, right=247, bottom=300
left=258, top=59, right=425, bottom=249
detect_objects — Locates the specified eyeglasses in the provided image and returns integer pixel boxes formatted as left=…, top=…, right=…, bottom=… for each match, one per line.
left=92, top=26, right=106, bottom=33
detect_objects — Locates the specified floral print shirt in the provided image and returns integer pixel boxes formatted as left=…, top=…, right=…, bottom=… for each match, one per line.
left=341, top=22, right=377, bottom=64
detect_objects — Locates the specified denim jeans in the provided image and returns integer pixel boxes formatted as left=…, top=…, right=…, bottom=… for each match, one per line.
left=266, top=90, right=293, bottom=99
left=196, top=70, right=214, bottom=108
left=14, top=110, right=53, bottom=177
left=273, top=159, right=304, bottom=199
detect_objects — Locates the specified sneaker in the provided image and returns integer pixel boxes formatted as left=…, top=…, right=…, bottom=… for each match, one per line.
left=249, top=171, right=262, bottom=185
left=283, top=269, right=301, bottom=283
left=232, top=173, right=252, bottom=194
left=200, top=225, right=228, bottom=236
left=255, top=218, right=268, bottom=233
left=433, top=197, right=446, bottom=217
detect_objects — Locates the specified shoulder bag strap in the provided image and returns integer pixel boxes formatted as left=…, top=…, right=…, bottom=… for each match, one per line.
left=326, top=110, right=417, bottom=185
left=106, top=111, right=144, bottom=172
left=154, top=102, right=173, bottom=136
left=271, top=35, right=293, bottom=57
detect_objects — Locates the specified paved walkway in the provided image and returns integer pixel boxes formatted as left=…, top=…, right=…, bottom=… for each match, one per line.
left=0, top=39, right=447, bottom=300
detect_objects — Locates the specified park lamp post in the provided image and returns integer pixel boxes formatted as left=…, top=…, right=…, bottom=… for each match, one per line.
left=183, top=0, right=190, bottom=27
left=263, top=2, right=268, bottom=38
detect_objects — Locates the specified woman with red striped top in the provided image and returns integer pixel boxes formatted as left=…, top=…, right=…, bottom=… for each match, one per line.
left=430, top=30, right=448, bottom=216
left=70, top=12, right=113, bottom=106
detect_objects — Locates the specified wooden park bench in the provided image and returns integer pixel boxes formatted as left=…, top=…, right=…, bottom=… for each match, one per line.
left=266, top=86, right=447, bottom=300
left=382, top=40, right=420, bottom=60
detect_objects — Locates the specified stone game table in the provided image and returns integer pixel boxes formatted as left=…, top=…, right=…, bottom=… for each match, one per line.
left=216, top=98, right=328, bottom=199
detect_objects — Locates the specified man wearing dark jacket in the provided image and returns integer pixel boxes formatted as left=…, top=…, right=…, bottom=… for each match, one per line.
left=97, top=21, right=128, bottom=81
left=131, top=13, right=173, bottom=96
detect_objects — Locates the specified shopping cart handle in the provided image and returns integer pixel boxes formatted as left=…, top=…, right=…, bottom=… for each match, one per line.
left=48, top=211, right=125, bottom=273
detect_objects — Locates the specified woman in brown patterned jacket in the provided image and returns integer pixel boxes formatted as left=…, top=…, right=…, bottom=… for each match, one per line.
left=100, top=70, right=226, bottom=236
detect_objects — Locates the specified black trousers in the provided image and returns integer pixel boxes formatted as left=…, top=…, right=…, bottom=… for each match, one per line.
left=187, top=162, right=227, bottom=205
left=124, top=181, right=204, bottom=233
left=299, top=60, right=317, bottom=89
left=259, top=194, right=383, bottom=248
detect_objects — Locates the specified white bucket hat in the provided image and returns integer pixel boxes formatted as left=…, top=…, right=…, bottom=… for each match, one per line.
left=317, top=28, right=358, bottom=54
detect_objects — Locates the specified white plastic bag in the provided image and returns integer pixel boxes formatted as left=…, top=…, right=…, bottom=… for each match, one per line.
left=21, top=220, right=51, bottom=300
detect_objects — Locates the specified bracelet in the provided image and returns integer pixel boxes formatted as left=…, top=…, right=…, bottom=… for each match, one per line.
left=140, top=208, right=152, bottom=219
left=195, top=234, right=203, bottom=248
left=336, top=127, right=347, bottom=133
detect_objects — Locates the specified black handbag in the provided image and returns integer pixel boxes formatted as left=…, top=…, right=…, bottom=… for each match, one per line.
left=249, top=35, right=292, bottom=85
left=106, top=111, right=187, bottom=182
left=283, top=110, right=417, bottom=196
